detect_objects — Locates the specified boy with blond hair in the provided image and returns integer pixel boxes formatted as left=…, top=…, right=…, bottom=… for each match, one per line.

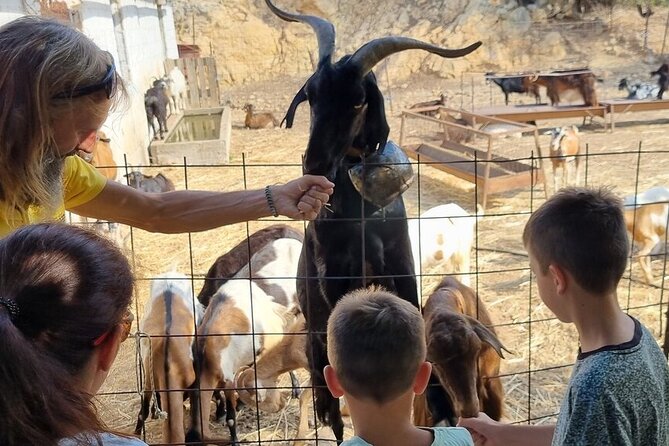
left=459, top=187, right=669, bottom=445
left=324, top=287, right=473, bottom=446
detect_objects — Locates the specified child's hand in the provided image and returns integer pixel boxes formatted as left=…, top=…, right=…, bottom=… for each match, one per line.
left=458, top=413, right=500, bottom=446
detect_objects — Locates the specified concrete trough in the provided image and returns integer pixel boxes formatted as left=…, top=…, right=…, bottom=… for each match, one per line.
left=149, top=106, right=231, bottom=165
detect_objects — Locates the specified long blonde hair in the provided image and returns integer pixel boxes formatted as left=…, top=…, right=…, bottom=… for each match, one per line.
left=0, top=16, right=125, bottom=216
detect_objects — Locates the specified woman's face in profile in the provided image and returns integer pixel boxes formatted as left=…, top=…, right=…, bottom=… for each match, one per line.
left=50, top=94, right=111, bottom=158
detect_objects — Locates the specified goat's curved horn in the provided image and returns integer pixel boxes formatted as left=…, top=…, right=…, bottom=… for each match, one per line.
left=349, top=37, right=482, bottom=77
left=265, top=0, right=335, bottom=64
left=529, top=73, right=539, bottom=82
left=281, top=81, right=309, bottom=128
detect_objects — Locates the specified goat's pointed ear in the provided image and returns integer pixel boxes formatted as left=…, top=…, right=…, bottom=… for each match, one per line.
left=361, top=74, right=390, bottom=152
left=282, top=81, right=309, bottom=129
left=468, top=316, right=507, bottom=359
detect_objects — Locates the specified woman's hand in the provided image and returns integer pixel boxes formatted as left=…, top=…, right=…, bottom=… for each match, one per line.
left=273, top=175, right=334, bottom=220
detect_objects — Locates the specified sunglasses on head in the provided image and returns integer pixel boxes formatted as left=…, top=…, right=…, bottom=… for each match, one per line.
left=92, top=309, right=134, bottom=347
left=53, top=62, right=117, bottom=100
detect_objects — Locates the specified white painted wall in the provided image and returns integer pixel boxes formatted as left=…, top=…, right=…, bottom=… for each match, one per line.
left=0, top=0, right=29, bottom=25
left=0, top=0, right=181, bottom=167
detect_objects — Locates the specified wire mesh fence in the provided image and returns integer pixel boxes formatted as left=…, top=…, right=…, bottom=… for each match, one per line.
left=85, top=125, right=669, bottom=445
left=74, top=4, right=669, bottom=445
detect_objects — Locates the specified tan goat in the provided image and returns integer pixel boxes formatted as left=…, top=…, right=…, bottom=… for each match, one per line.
left=134, top=272, right=203, bottom=444
left=546, top=126, right=581, bottom=193
left=90, top=130, right=117, bottom=181
left=623, top=186, right=669, bottom=284
left=235, top=311, right=312, bottom=446
left=243, top=103, right=279, bottom=129
left=414, top=276, right=506, bottom=426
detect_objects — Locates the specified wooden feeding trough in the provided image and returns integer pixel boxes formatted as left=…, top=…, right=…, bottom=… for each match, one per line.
left=399, top=106, right=546, bottom=209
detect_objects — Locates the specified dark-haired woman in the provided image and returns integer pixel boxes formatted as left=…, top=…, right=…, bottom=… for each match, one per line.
left=0, top=223, right=144, bottom=445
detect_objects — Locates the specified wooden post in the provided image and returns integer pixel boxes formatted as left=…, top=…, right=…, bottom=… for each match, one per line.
left=532, top=127, right=548, bottom=199
left=661, top=9, right=669, bottom=57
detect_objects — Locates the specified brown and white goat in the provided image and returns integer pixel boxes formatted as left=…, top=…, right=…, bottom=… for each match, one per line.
left=623, top=186, right=669, bottom=284
left=186, top=238, right=303, bottom=445
left=415, top=276, right=506, bottom=426
left=197, top=225, right=304, bottom=307
left=134, top=272, right=203, bottom=444
left=531, top=69, right=598, bottom=107
left=545, top=126, right=581, bottom=193
left=243, top=103, right=279, bottom=129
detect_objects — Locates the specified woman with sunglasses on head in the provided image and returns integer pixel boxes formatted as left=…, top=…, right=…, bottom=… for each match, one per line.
left=0, top=16, right=333, bottom=238
left=0, top=223, right=144, bottom=445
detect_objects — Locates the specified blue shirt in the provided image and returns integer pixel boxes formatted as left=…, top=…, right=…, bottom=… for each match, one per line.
left=342, top=427, right=474, bottom=445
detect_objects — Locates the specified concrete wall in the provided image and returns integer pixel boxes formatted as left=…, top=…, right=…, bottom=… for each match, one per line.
left=0, top=0, right=180, bottom=167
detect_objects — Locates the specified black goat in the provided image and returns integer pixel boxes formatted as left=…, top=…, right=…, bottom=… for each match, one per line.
left=263, top=1, right=481, bottom=443
left=485, top=73, right=541, bottom=105
left=651, top=63, right=669, bottom=100
left=145, top=80, right=169, bottom=140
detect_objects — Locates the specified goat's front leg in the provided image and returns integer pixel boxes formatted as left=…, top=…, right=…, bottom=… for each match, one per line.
left=293, top=385, right=312, bottom=446
left=480, top=375, right=504, bottom=421
left=552, top=165, right=559, bottom=195
left=224, top=388, right=240, bottom=446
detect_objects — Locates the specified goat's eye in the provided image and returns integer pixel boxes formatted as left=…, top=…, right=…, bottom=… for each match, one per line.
left=353, top=103, right=364, bottom=110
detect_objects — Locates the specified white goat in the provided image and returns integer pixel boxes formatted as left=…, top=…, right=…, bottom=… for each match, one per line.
left=623, top=186, right=669, bottom=284
left=545, top=126, right=581, bottom=193
left=135, top=272, right=203, bottom=445
left=187, top=238, right=302, bottom=444
left=618, top=78, right=660, bottom=100
left=408, top=203, right=480, bottom=287
left=164, top=66, right=187, bottom=114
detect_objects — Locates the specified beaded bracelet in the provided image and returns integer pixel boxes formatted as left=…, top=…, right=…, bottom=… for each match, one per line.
left=264, top=185, right=279, bottom=217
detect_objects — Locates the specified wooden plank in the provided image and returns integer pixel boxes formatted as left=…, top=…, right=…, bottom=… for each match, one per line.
left=197, top=58, right=210, bottom=107
left=473, top=105, right=607, bottom=123
left=185, top=58, right=200, bottom=108
left=600, top=98, right=669, bottom=113
left=205, top=58, right=220, bottom=105
left=406, top=143, right=510, bottom=179
left=164, top=59, right=175, bottom=74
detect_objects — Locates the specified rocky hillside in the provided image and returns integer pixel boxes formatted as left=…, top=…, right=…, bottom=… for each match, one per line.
left=172, top=0, right=666, bottom=86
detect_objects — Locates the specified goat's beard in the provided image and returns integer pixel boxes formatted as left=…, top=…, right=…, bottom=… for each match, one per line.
left=40, top=152, right=65, bottom=213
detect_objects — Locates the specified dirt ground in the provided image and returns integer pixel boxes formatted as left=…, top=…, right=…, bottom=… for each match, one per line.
left=97, top=12, right=669, bottom=445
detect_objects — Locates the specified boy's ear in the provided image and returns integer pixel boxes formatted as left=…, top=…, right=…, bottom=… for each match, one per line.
left=548, top=263, right=568, bottom=294
left=413, top=361, right=433, bottom=395
left=324, top=365, right=345, bottom=398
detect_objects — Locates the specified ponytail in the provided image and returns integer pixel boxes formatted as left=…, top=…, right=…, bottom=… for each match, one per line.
left=0, top=306, right=104, bottom=445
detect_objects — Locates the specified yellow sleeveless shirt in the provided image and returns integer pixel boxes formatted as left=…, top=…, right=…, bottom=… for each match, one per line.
left=0, top=156, right=107, bottom=237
